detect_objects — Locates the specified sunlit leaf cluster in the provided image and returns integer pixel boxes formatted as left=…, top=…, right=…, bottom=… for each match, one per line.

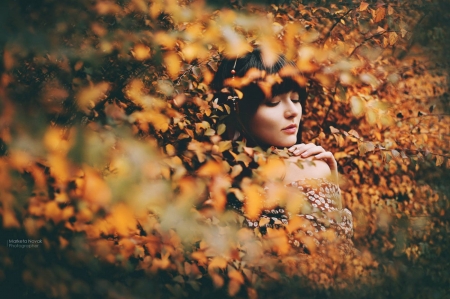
left=0, top=0, right=449, bottom=298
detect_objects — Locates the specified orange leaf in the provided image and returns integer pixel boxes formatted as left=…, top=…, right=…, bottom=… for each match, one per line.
left=374, top=7, right=386, bottom=23
left=208, top=256, right=227, bottom=271
left=197, top=160, right=223, bottom=177
left=243, top=184, right=264, bottom=219
left=191, top=251, right=208, bottom=265
left=45, top=201, right=62, bottom=224
left=359, top=2, right=369, bottom=11
left=163, top=52, right=181, bottom=78
left=109, top=203, right=136, bottom=237
left=82, top=167, right=112, bottom=210
left=3, top=208, right=20, bottom=228
left=132, top=44, right=151, bottom=61
left=76, top=82, right=110, bottom=113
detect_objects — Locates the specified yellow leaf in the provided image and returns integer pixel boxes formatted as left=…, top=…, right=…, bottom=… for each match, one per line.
left=391, top=149, right=400, bottom=158
left=350, top=96, right=365, bottom=117
left=259, top=217, right=270, bottom=227
left=230, top=164, right=243, bottom=178
left=387, top=5, right=394, bottom=15
left=329, top=126, right=340, bottom=134
left=348, top=129, right=360, bottom=138
left=217, top=124, right=226, bottom=136
left=208, top=256, right=227, bottom=271
left=436, top=155, right=444, bottom=167
left=76, top=82, right=110, bottom=113
left=366, top=109, right=377, bottom=124
left=132, top=44, right=151, bottom=60
left=400, top=29, right=407, bottom=38
left=235, top=153, right=252, bottom=167
left=258, top=156, right=285, bottom=180
left=228, top=270, right=244, bottom=296
left=166, top=144, right=175, bottom=156
left=389, top=32, right=398, bottom=46
left=164, top=52, right=181, bottom=78
left=359, top=2, right=369, bottom=11
left=197, top=160, right=222, bottom=177
left=260, top=37, right=282, bottom=68
left=191, top=251, right=208, bottom=265
left=109, top=203, right=136, bottom=237
left=82, top=167, right=112, bottom=210
left=286, top=192, right=306, bottom=215
left=243, top=184, right=264, bottom=219
left=218, top=140, right=232, bottom=152
left=221, top=26, right=253, bottom=58
left=204, top=128, right=216, bottom=136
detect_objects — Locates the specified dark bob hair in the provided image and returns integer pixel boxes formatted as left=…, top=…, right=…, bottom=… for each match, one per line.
left=211, top=48, right=307, bottom=148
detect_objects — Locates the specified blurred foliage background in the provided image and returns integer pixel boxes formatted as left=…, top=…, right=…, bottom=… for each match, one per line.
left=0, top=0, right=449, bottom=298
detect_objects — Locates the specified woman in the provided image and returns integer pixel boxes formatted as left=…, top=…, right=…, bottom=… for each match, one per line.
left=211, top=48, right=353, bottom=254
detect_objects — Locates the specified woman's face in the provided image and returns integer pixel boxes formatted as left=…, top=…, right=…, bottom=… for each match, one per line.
left=247, top=91, right=302, bottom=148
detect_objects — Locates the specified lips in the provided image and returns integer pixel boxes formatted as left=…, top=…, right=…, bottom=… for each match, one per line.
left=282, top=124, right=297, bottom=130
left=282, top=125, right=297, bottom=135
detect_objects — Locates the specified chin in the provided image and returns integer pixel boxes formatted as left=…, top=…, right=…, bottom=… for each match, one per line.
left=275, top=139, right=297, bottom=148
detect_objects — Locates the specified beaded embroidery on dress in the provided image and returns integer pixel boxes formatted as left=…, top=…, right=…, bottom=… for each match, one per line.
left=227, top=177, right=354, bottom=254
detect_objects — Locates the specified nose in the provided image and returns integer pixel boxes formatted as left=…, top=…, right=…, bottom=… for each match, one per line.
left=284, top=100, right=301, bottom=119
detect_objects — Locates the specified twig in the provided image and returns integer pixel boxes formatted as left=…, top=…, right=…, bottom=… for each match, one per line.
left=322, top=9, right=354, bottom=46
left=349, top=30, right=391, bottom=57
left=320, top=92, right=335, bottom=128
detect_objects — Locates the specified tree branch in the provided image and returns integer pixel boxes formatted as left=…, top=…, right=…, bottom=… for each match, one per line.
left=321, top=8, right=353, bottom=46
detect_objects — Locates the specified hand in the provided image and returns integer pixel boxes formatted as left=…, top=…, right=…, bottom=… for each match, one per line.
left=288, top=143, right=338, bottom=175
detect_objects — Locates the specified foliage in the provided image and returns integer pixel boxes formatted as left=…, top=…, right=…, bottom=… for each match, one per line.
left=0, top=0, right=449, bottom=298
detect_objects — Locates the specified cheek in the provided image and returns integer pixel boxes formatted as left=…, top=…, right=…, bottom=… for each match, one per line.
left=250, top=108, right=279, bottom=131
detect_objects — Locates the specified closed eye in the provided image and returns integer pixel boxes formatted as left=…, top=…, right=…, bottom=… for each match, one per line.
left=266, top=102, right=280, bottom=107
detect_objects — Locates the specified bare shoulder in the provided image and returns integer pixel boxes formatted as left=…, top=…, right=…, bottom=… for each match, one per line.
left=283, top=156, right=332, bottom=184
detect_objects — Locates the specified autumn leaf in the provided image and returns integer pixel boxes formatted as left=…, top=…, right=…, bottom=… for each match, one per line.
left=243, top=184, right=264, bottom=219
left=76, top=82, right=110, bottom=113
left=350, top=96, right=365, bottom=117
left=132, top=44, right=151, bottom=60
left=197, top=160, right=223, bottom=177
left=359, top=2, right=369, bottom=12
left=374, top=6, right=386, bottom=23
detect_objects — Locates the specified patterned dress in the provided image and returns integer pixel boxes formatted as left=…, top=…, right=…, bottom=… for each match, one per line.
left=228, top=177, right=354, bottom=255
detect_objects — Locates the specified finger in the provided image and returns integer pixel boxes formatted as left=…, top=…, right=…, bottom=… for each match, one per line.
left=297, top=143, right=315, bottom=153
left=300, top=145, right=323, bottom=157
left=288, top=143, right=305, bottom=152
left=314, top=151, right=333, bottom=159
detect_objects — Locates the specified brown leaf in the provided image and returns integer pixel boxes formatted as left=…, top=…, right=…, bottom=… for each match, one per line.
left=374, top=7, right=386, bottom=23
